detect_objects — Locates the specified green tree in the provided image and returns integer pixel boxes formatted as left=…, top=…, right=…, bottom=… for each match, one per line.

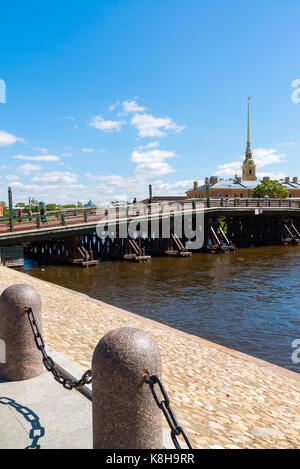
left=252, top=180, right=290, bottom=199
left=15, top=202, right=26, bottom=207
left=46, top=203, right=58, bottom=211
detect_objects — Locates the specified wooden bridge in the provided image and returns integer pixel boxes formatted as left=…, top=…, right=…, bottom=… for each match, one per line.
left=0, top=198, right=299, bottom=266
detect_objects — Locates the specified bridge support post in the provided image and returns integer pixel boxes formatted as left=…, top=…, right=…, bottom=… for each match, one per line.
left=92, top=327, right=162, bottom=449
left=0, top=284, right=43, bottom=381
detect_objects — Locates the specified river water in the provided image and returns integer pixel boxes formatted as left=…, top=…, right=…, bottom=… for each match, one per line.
left=23, top=245, right=300, bottom=373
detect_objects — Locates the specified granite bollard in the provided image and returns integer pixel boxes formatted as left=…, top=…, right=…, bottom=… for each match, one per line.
left=0, top=283, right=43, bottom=381
left=92, top=327, right=162, bottom=449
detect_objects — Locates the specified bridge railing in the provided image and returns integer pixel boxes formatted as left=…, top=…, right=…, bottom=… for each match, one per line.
left=0, top=198, right=299, bottom=235
left=0, top=207, right=105, bottom=234
left=203, top=197, right=300, bottom=209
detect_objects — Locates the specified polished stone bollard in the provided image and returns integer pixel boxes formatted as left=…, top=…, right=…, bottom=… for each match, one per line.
left=0, top=284, right=43, bottom=381
left=92, top=327, right=162, bottom=449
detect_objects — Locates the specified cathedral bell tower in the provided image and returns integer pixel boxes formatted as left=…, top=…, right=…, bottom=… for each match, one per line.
left=242, top=97, right=257, bottom=181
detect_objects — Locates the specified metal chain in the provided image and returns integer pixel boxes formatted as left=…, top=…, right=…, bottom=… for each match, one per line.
left=144, top=374, right=194, bottom=450
left=25, top=307, right=92, bottom=390
left=26, top=307, right=192, bottom=446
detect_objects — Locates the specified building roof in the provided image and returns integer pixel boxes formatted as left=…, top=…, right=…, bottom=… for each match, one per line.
left=187, top=178, right=300, bottom=193
left=280, top=179, right=300, bottom=189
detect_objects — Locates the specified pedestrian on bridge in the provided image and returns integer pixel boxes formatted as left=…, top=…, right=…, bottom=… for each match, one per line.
left=40, top=207, right=47, bottom=224
left=28, top=207, right=33, bottom=222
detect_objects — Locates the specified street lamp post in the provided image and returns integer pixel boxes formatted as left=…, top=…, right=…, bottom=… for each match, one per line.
left=8, top=186, right=13, bottom=232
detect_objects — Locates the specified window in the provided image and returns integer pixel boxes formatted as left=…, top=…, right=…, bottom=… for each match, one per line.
left=249, top=169, right=252, bottom=174
left=240, top=193, right=244, bottom=198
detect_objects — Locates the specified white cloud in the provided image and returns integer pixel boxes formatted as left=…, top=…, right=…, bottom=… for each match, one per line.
left=86, top=174, right=130, bottom=186
left=89, top=115, right=126, bottom=132
left=216, top=161, right=242, bottom=177
left=256, top=171, right=287, bottom=180
left=109, top=101, right=120, bottom=112
left=215, top=147, right=286, bottom=177
left=252, top=147, right=286, bottom=167
left=31, top=171, right=78, bottom=184
left=81, top=148, right=94, bottom=153
left=136, top=161, right=175, bottom=177
left=122, top=99, right=146, bottom=114
left=131, top=148, right=177, bottom=177
left=6, top=174, right=20, bottom=181
left=131, top=149, right=176, bottom=165
left=35, top=147, right=48, bottom=154
left=135, top=141, right=160, bottom=151
left=16, top=164, right=42, bottom=175
left=13, top=154, right=61, bottom=162
left=131, top=113, right=185, bottom=138
left=4, top=170, right=192, bottom=206
left=0, top=130, right=25, bottom=147
left=4, top=182, right=86, bottom=205
left=85, top=174, right=140, bottom=200
left=61, top=152, right=72, bottom=157
left=151, top=179, right=193, bottom=195
left=8, top=181, right=23, bottom=188
left=84, top=172, right=192, bottom=203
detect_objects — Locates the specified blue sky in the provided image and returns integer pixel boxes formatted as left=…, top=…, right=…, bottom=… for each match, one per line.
left=0, top=0, right=300, bottom=204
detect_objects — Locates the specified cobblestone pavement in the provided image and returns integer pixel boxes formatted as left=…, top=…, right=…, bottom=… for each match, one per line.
left=1, top=266, right=300, bottom=449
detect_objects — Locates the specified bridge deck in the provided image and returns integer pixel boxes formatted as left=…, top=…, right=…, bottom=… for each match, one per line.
left=0, top=199, right=299, bottom=245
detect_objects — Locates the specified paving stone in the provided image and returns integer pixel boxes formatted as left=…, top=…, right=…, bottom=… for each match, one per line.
left=1, top=266, right=300, bottom=449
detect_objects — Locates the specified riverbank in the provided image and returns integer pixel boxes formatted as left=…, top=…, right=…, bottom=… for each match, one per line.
left=1, top=265, right=300, bottom=448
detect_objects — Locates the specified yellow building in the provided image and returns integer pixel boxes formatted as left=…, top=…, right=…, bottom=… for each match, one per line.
left=187, top=99, right=300, bottom=199
left=242, top=97, right=257, bottom=181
